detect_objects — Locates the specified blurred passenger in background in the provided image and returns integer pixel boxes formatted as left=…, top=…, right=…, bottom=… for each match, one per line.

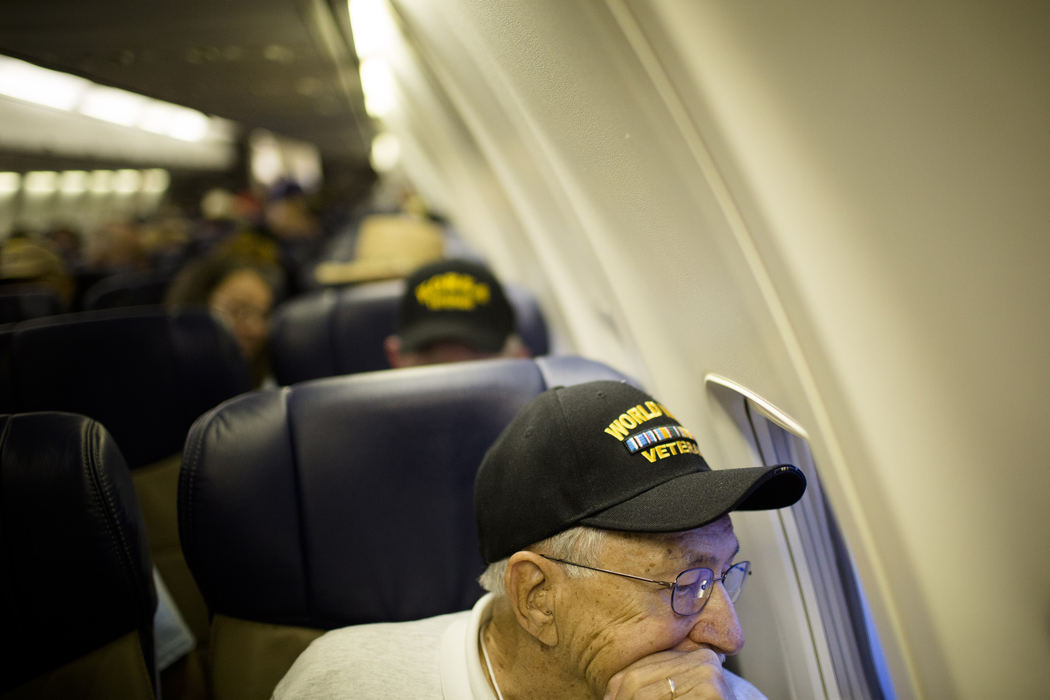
left=42, top=224, right=84, bottom=269
left=0, top=233, right=76, bottom=313
left=139, top=212, right=192, bottom=274
left=262, top=179, right=326, bottom=297
left=166, top=252, right=284, bottom=387
left=264, top=179, right=321, bottom=242
left=84, top=218, right=152, bottom=274
left=384, top=258, right=531, bottom=368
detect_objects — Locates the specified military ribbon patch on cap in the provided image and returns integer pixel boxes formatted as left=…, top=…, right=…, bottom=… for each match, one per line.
left=623, top=424, right=695, bottom=454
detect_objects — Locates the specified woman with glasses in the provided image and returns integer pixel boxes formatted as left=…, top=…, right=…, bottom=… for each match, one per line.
left=166, top=250, right=284, bottom=387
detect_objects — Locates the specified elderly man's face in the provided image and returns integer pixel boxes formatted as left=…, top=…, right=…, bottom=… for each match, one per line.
left=554, top=517, right=745, bottom=696
left=394, top=340, right=497, bottom=367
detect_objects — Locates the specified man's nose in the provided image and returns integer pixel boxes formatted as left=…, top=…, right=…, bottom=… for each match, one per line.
left=687, top=582, right=745, bottom=655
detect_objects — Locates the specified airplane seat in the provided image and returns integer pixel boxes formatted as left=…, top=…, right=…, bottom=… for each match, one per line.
left=269, top=278, right=551, bottom=385
left=178, top=354, right=635, bottom=700
left=0, top=412, right=157, bottom=700
left=506, top=283, right=550, bottom=357
left=0, top=289, right=63, bottom=323
left=81, top=270, right=174, bottom=311
left=0, top=324, right=13, bottom=415
left=4, top=306, right=253, bottom=657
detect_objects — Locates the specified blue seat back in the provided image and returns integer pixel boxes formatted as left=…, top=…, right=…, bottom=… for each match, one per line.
left=0, top=289, right=62, bottom=322
left=81, top=270, right=173, bottom=311
left=179, top=355, right=635, bottom=629
left=3, top=306, right=253, bottom=657
left=0, top=324, right=12, bottom=414
left=6, top=306, right=252, bottom=468
left=269, top=279, right=551, bottom=385
left=0, top=412, right=157, bottom=695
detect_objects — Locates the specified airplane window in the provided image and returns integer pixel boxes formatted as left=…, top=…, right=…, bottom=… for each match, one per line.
left=745, top=400, right=892, bottom=699
left=708, top=377, right=893, bottom=699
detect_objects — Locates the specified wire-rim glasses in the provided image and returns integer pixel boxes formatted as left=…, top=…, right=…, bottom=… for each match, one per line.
left=540, top=555, right=751, bottom=616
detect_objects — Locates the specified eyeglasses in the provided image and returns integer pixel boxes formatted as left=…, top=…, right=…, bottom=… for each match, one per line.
left=211, top=302, right=270, bottom=325
left=540, top=555, right=751, bottom=616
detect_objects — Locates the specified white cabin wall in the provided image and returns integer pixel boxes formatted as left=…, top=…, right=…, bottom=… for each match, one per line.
left=376, top=26, right=537, bottom=294
left=624, top=2, right=1049, bottom=698
left=381, top=0, right=651, bottom=367
left=374, top=0, right=1048, bottom=697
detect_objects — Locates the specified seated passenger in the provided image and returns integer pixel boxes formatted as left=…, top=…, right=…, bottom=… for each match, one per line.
left=0, top=234, right=76, bottom=313
left=165, top=252, right=284, bottom=387
left=384, top=258, right=532, bottom=368
left=274, top=380, right=807, bottom=699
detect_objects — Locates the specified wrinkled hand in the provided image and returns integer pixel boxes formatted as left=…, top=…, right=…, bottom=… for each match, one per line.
left=603, top=649, right=737, bottom=700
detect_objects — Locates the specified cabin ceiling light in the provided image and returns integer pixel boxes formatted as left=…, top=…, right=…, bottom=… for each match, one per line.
left=0, top=56, right=89, bottom=111
left=348, top=0, right=398, bottom=59
left=0, top=54, right=221, bottom=144
left=142, top=169, right=170, bottom=194
left=139, top=102, right=210, bottom=142
left=24, top=171, right=58, bottom=195
left=90, top=170, right=114, bottom=195
left=78, top=85, right=146, bottom=127
left=114, top=169, right=142, bottom=194
left=359, top=57, right=395, bottom=118
left=59, top=171, right=90, bottom=195
left=370, top=132, right=400, bottom=172
left=0, top=172, right=22, bottom=196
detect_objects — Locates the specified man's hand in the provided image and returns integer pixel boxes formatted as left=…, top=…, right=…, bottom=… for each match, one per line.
left=604, top=648, right=737, bottom=700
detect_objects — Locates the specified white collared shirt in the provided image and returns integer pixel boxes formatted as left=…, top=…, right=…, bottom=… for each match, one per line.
left=437, top=593, right=497, bottom=699
left=273, top=593, right=765, bottom=699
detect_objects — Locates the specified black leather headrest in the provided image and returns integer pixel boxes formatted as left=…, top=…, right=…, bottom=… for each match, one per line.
left=0, top=325, right=13, bottom=415
left=269, top=279, right=551, bottom=385
left=179, top=355, right=634, bottom=629
left=82, top=270, right=173, bottom=311
left=6, top=306, right=252, bottom=468
left=0, top=412, right=157, bottom=691
left=0, top=289, right=62, bottom=322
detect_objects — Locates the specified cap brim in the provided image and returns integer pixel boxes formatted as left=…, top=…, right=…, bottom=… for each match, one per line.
left=580, top=464, right=806, bottom=532
left=400, top=319, right=507, bottom=353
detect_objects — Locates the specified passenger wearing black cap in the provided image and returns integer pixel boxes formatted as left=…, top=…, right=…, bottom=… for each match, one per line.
left=274, top=381, right=806, bottom=699
left=384, top=258, right=532, bottom=368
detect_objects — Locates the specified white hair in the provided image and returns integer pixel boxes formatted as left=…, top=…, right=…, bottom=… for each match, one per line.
left=477, top=526, right=609, bottom=596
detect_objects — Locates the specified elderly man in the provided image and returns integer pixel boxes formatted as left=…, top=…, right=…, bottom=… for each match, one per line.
left=274, top=380, right=806, bottom=699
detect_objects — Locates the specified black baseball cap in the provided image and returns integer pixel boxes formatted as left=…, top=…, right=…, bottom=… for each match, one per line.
left=475, top=380, right=807, bottom=563
left=397, top=258, right=515, bottom=353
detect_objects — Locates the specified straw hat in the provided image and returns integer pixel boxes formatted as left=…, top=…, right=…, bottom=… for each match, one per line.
left=314, top=214, right=445, bottom=285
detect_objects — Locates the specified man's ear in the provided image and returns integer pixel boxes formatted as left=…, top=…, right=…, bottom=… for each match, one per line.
left=505, top=551, right=559, bottom=646
left=501, top=335, right=532, bottom=359
left=383, top=335, right=404, bottom=368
